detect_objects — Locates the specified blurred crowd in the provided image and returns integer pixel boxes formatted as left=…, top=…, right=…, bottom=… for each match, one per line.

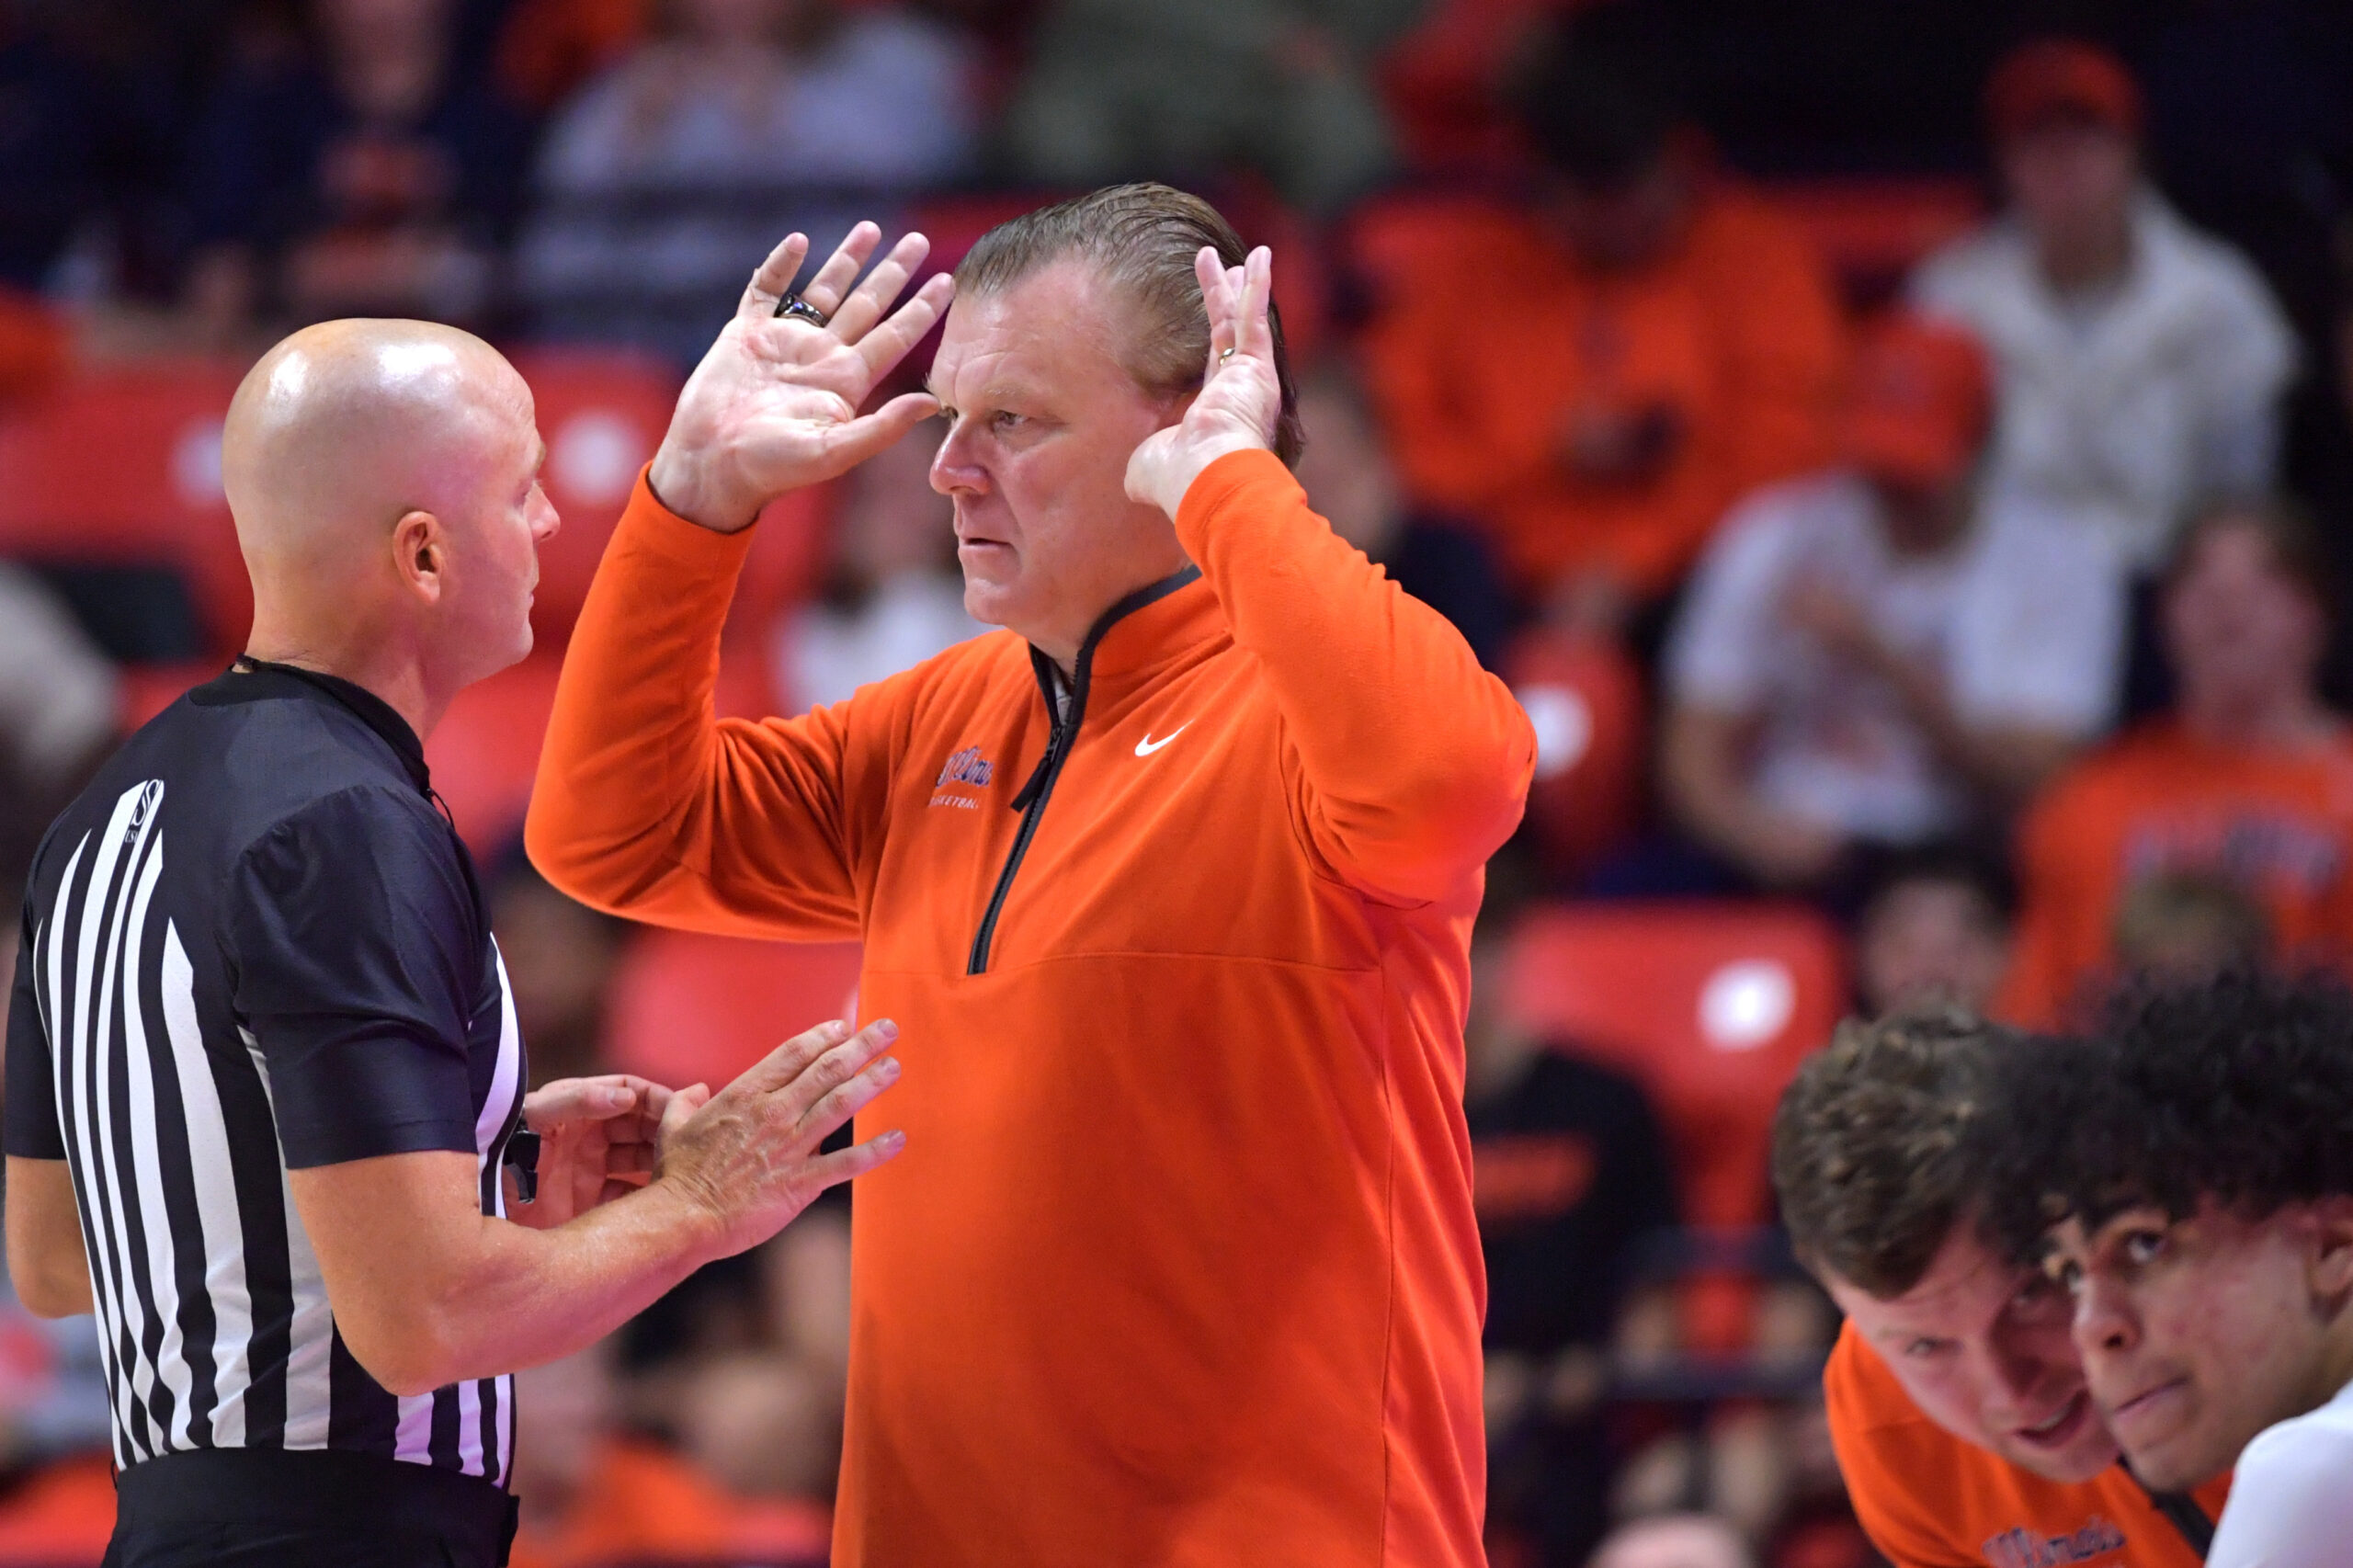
left=6, top=0, right=2353, bottom=1564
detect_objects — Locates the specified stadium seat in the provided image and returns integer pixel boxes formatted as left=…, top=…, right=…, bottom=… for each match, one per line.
left=1505, top=628, right=1645, bottom=881
left=1761, top=176, right=1985, bottom=306
left=1502, top=900, right=1846, bottom=1233
left=1337, top=191, right=1533, bottom=324
left=604, top=930, right=863, bottom=1093
left=509, top=349, right=682, bottom=642
left=425, top=649, right=566, bottom=858
left=0, top=361, right=251, bottom=654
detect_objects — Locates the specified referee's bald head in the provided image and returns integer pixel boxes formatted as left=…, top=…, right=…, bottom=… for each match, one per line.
left=224, top=319, right=557, bottom=713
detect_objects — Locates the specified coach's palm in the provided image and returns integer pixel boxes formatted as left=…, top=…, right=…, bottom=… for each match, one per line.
left=649, top=222, right=957, bottom=535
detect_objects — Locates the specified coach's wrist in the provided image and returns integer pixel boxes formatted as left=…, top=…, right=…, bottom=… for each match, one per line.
left=647, top=440, right=762, bottom=536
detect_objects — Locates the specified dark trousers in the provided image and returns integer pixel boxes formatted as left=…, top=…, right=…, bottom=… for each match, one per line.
left=105, top=1449, right=517, bottom=1568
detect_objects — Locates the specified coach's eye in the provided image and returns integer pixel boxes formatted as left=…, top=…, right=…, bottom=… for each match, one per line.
left=992, top=412, right=1029, bottom=433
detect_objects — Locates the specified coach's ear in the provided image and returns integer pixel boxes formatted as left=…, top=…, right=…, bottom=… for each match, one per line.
left=2304, top=1196, right=2353, bottom=1303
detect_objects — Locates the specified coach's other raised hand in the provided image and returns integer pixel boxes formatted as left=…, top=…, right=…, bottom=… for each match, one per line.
left=1125, top=244, right=1282, bottom=519
left=649, top=222, right=957, bottom=534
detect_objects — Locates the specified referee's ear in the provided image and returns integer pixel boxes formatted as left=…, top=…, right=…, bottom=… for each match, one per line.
left=392, top=508, right=446, bottom=605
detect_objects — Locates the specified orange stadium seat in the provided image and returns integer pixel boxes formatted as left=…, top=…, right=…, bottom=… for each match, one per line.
left=1504, top=902, right=1846, bottom=1350
left=514, top=347, right=832, bottom=650
left=1505, top=628, right=1645, bottom=881
left=1763, top=176, right=1985, bottom=305
left=604, top=929, right=864, bottom=1093
left=0, top=360, right=251, bottom=653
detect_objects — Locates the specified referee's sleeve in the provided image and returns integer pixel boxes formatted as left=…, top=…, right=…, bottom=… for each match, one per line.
left=4, top=900, right=65, bottom=1159
left=225, top=786, right=479, bottom=1169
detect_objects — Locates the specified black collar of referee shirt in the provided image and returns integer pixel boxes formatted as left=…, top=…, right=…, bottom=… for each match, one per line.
left=215, top=656, right=433, bottom=796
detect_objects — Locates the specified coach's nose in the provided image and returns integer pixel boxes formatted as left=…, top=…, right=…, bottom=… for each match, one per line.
left=931, top=416, right=989, bottom=497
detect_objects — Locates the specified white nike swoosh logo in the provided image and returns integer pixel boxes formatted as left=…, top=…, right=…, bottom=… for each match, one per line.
left=1135, top=725, right=1189, bottom=756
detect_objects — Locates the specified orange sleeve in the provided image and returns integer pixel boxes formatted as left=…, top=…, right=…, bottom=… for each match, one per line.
left=1822, top=1329, right=1987, bottom=1568
left=524, top=472, right=891, bottom=940
left=1173, top=449, right=1535, bottom=903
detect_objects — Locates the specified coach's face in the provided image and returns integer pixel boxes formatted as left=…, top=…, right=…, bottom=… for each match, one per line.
left=2051, top=1198, right=2353, bottom=1490
left=1829, top=1226, right=2118, bottom=1483
left=928, top=259, right=1192, bottom=666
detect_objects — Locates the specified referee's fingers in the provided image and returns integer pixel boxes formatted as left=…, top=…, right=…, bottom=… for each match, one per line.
left=790, top=1050, right=902, bottom=1149
left=740, top=1018, right=857, bottom=1095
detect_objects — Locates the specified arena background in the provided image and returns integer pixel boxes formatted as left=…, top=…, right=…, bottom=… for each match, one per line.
left=2, top=1, right=2350, bottom=1564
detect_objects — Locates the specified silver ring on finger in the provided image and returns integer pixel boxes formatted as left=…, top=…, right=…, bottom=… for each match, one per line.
left=1218, top=347, right=1236, bottom=364
left=776, top=293, right=830, bottom=327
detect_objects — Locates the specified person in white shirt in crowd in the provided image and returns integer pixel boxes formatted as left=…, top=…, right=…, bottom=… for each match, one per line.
left=1997, top=974, right=2353, bottom=1568
left=1663, top=312, right=2125, bottom=892
left=518, top=0, right=974, bottom=366
left=770, top=416, right=983, bottom=712
left=1912, top=38, right=2296, bottom=576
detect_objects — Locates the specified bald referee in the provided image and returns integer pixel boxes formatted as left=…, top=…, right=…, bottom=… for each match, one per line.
left=3, top=320, right=905, bottom=1567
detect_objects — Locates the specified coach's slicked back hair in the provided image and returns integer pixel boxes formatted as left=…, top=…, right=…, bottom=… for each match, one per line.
left=1772, top=1010, right=2020, bottom=1298
left=1983, top=971, right=2353, bottom=1261
left=954, top=183, right=1303, bottom=468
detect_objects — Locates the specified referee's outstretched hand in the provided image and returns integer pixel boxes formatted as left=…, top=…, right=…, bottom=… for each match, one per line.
left=653, top=1017, right=906, bottom=1261
left=647, top=222, right=955, bottom=536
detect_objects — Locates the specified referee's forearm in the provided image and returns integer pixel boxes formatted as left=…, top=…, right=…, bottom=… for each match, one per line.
left=297, top=1159, right=728, bottom=1397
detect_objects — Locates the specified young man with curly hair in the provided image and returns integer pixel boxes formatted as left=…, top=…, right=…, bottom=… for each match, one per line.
left=1989, top=974, right=2353, bottom=1567
left=1771, top=1011, right=2224, bottom=1567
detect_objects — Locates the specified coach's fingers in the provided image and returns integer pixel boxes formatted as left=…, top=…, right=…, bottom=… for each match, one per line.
left=856, top=273, right=955, bottom=381
left=823, top=394, right=942, bottom=473
left=798, top=1129, right=908, bottom=1193
left=800, top=222, right=883, bottom=319
left=737, top=233, right=810, bottom=321
left=1238, top=247, right=1275, bottom=361
left=1197, top=248, right=1235, bottom=364
left=791, top=1051, right=903, bottom=1148
left=828, top=231, right=930, bottom=346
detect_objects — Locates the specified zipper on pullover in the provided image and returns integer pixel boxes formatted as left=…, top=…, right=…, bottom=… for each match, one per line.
left=965, top=565, right=1200, bottom=974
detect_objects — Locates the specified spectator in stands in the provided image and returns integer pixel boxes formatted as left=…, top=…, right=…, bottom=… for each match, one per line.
left=2003, top=498, right=2353, bottom=1027
left=1661, top=313, right=2124, bottom=893
left=487, top=852, right=632, bottom=1086
left=517, top=0, right=975, bottom=368
left=179, top=0, right=529, bottom=342
left=1586, top=1513, right=1752, bottom=1568
left=0, top=14, right=96, bottom=292
left=1912, top=39, right=2296, bottom=578
left=1000, top=0, right=1411, bottom=218
left=2109, top=869, right=2273, bottom=985
left=508, top=1339, right=830, bottom=1568
left=1364, top=22, right=1846, bottom=639
left=1468, top=893, right=1679, bottom=1568
left=655, top=1209, right=850, bottom=1514
left=0, top=565, right=119, bottom=894
left=770, top=421, right=981, bottom=712
left=1852, top=846, right=2016, bottom=1019
left=1293, top=366, right=1511, bottom=670
left=494, top=0, right=650, bottom=112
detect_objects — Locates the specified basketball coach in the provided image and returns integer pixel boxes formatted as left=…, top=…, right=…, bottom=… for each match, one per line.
left=527, top=186, right=1537, bottom=1565
left=6, top=319, right=907, bottom=1566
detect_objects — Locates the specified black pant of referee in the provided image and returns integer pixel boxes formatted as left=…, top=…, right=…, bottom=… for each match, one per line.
left=105, top=1450, right=517, bottom=1568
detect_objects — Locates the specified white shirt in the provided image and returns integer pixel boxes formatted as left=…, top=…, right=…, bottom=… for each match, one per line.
left=2209, top=1374, right=2353, bottom=1566
left=1666, top=472, right=2125, bottom=843
left=774, top=571, right=984, bottom=713
left=1912, top=190, right=2296, bottom=572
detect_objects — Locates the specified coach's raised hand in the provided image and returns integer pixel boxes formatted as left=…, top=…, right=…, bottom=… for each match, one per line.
left=649, top=222, right=956, bottom=534
left=1125, top=244, right=1282, bottom=519
left=653, top=1017, right=906, bottom=1263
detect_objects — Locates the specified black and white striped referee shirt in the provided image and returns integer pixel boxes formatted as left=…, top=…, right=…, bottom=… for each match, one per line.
left=5, top=659, right=526, bottom=1487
